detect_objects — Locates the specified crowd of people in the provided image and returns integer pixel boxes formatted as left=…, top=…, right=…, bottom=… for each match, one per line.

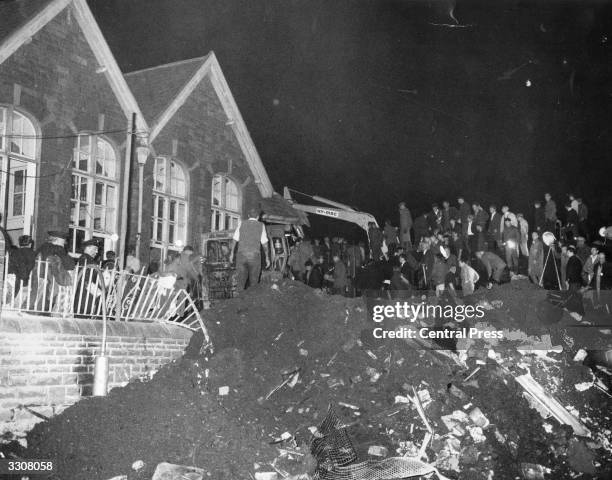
left=286, top=193, right=612, bottom=298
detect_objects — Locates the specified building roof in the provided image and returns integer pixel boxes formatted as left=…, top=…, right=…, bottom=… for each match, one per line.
left=124, top=56, right=209, bottom=124
left=0, top=0, right=52, bottom=45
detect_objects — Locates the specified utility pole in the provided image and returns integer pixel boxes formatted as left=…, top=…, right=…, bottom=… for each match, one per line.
left=118, top=113, right=136, bottom=270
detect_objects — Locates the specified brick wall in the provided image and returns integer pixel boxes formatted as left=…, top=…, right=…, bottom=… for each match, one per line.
left=0, top=314, right=192, bottom=440
left=0, top=6, right=128, bottom=247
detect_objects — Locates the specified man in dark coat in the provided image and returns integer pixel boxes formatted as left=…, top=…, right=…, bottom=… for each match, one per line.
left=457, top=197, right=471, bottom=226
left=565, top=246, right=583, bottom=292
left=488, top=205, right=502, bottom=252
left=501, top=218, right=521, bottom=274
left=74, top=239, right=102, bottom=315
left=475, top=250, right=509, bottom=286
left=8, top=235, right=36, bottom=297
left=303, top=260, right=323, bottom=289
left=413, top=213, right=430, bottom=244
left=36, top=230, right=75, bottom=271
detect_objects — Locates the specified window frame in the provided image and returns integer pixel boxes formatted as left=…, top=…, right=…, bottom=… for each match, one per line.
left=0, top=105, right=39, bottom=241
left=68, top=133, right=119, bottom=254
left=210, top=174, right=242, bottom=232
left=150, top=157, right=189, bottom=259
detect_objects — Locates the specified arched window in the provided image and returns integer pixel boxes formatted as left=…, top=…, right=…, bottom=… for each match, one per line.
left=211, top=174, right=241, bottom=231
left=69, top=134, right=118, bottom=253
left=151, top=157, right=188, bottom=256
left=0, top=107, right=39, bottom=244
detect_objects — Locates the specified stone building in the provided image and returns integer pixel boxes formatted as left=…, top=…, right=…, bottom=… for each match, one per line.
left=0, top=0, right=274, bottom=266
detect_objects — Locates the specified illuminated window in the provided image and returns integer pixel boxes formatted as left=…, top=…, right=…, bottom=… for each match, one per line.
left=151, top=157, right=188, bottom=258
left=69, top=134, right=118, bottom=253
left=211, top=174, right=241, bottom=231
left=0, top=107, right=38, bottom=243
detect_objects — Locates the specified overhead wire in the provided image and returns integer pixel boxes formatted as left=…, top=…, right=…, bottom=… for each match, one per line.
left=0, top=128, right=149, bottom=178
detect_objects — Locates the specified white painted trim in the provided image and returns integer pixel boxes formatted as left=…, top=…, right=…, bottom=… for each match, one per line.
left=148, top=55, right=215, bottom=142
left=70, top=0, right=149, bottom=134
left=148, top=52, right=273, bottom=198
left=0, top=0, right=72, bottom=65
left=208, top=56, right=273, bottom=198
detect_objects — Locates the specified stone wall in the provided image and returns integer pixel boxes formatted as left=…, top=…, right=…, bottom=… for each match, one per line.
left=0, top=314, right=192, bottom=440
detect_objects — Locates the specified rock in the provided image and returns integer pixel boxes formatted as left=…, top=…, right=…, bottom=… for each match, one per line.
left=151, top=462, right=205, bottom=480
left=131, top=460, right=145, bottom=470
left=520, top=463, right=551, bottom=479
left=567, top=438, right=596, bottom=474
left=367, top=445, right=388, bottom=457
left=254, top=473, right=278, bottom=480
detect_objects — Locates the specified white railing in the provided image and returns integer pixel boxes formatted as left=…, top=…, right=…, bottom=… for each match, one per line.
left=1, top=254, right=209, bottom=342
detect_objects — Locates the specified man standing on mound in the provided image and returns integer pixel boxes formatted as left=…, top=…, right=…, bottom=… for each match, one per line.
left=231, top=207, right=270, bottom=291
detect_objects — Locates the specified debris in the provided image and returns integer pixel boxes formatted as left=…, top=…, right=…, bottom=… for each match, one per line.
left=151, top=462, right=204, bottom=480
left=515, top=372, right=590, bottom=436
left=448, top=385, right=468, bottom=400
left=218, top=386, right=230, bottom=396
left=467, top=425, right=486, bottom=443
left=463, top=366, right=481, bottom=382
left=468, top=407, right=490, bottom=428
left=520, top=463, right=551, bottom=480
left=574, top=382, right=592, bottom=392
left=131, top=460, right=145, bottom=471
left=105, top=477, right=127, bottom=480
left=367, top=445, right=388, bottom=457
left=573, top=349, right=588, bottom=362
left=254, top=473, right=279, bottom=480
left=338, top=402, right=359, bottom=410
left=411, top=386, right=433, bottom=433
left=265, top=369, right=301, bottom=400
left=567, top=438, right=597, bottom=474
left=299, top=348, right=308, bottom=356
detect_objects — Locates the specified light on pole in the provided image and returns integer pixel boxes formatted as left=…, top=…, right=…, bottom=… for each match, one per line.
left=135, top=144, right=149, bottom=259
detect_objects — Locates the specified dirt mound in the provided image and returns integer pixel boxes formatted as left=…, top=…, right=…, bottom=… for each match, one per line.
left=19, top=280, right=612, bottom=480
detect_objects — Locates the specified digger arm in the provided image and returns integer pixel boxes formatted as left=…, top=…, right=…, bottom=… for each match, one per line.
left=288, top=203, right=378, bottom=234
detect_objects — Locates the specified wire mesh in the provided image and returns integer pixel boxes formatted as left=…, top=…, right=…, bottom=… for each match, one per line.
left=311, top=406, right=451, bottom=480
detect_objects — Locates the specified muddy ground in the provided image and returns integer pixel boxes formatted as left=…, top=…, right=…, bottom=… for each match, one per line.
left=5, top=279, right=612, bottom=479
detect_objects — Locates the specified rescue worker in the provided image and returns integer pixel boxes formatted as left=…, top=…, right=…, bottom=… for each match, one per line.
left=74, top=239, right=102, bottom=315
left=230, top=207, right=270, bottom=290
left=528, top=231, right=544, bottom=285
left=8, top=235, right=36, bottom=298
left=475, top=250, right=509, bottom=288
left=501, top=218, right=520, bottom=274
left=398, top=202, right=413, bottom=250
left=77, top=238, right=99, bottom=266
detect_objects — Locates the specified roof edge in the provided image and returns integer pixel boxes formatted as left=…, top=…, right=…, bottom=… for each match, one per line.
left=148, top=52, right=274, bottom=198
left=0, top=0, right=72, bottom=66
left=124, top=55, right=209, bottom=76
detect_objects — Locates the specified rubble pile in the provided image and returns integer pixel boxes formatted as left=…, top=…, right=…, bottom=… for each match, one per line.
left=16, top=279, right=612, bottom=479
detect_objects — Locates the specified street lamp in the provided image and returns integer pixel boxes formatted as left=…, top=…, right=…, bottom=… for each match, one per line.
left=135, top=144, right=149, bottom=259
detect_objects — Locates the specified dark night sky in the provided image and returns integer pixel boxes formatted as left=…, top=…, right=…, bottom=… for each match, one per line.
left=89, top=0, right=612, bottom=229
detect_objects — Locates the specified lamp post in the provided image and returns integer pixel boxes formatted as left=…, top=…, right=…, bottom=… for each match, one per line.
left=135, top=144, right=149, bottom=260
